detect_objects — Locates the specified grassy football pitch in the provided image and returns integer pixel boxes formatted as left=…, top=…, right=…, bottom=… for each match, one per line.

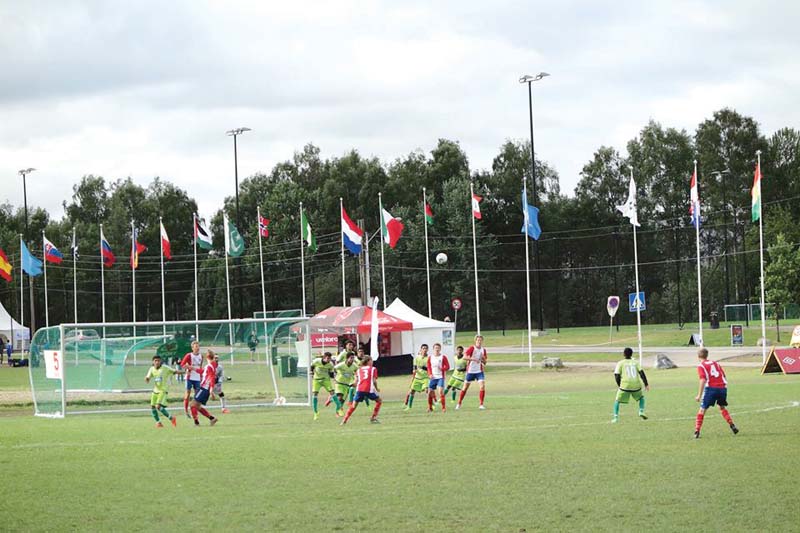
left=2, top=365, right=799, bottom=531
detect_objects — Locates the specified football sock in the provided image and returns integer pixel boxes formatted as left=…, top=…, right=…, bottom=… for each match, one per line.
left=372, top=401, right=382, bottom=419
left=638, top=397, right=646, bottom=413
left=479, top=390, right=485, bottom=405
left=427, top=393, right=434, bottom=410
left=158, top=406, right=171, bottom=419
left=198, top=406, right=212, bottom=419
left=183, top=397, right=189, bottom=413
left=440, top=393, right=446, bottom=410
left=408, top=393, right=414, bottom=408
left=695, top=412, right=705, bottom=432
left=219, top=393, right=227, bottom=409
left=343, top=405, right=356, bottom=422
left=151, top=408, right=160, bottom=422
left=720, top=408, right=733, bottom=425
left=190, top=405, right=199, bottom=420
left=452, top=390, right=457, bottom=401
left=613, top=401, right=620, bottom=417
left=404, top=391, right=410, bottom=406
left=458, top=389, right=467, bottom=405
left=333, top=395, right=343, bottom=410
left=312, top=396, right=319, bottom=413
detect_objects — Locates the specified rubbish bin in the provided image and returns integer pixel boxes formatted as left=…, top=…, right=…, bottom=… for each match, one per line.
left=709, top=312, right=720, bottom=330
left=271, top=346, right=278, bottom=366
left=279, top=355, right=298, bottom=377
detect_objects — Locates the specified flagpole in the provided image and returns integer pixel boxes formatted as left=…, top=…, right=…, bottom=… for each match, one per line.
left=693, top=160, right=703, bottom=346
left=300, top=203, right=307, bottom=317
left=340, top=197, right=346, bottom=307
left=42, top=231, right=49, bottom=328
left=99, top=225, right=106, bottom=340
left=193, top=213, right=200, bottom=341
left=19, top=235, right=24, bottom=356
left=423, top=187, right=432, bottom=318
left=131, top=220, right=137, bottom=366
left=630, top=170, right=643, bottom=366
left=259, top=206, right=280, bottom=398
left=756, top=150, right=767, bottom=365
left=223, top=213, right=234, bottom=364
left=72, top=227, right=77, bottom=325
left=379, top=193, right=387, bottom=310
left=470, top=182, right=481, bottom=335
left=523, top=178, right=533, bottom=368
left=159, top=217, right=166, bottom=336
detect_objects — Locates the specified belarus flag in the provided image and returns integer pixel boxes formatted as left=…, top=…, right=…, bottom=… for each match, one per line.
left=341, top=205, right=364, bottom=255
left=160, top=221, right=172, bottom=260
left=381, top=208, right=404, bottom=249
left=471, top=193, right=482, bottom=220
left=43, top=235, right=64, bottom=264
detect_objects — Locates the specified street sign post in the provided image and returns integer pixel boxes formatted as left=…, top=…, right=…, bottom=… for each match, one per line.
left=451, top=298, right=463, bottom=330
left=607, top=296, right=620, bottom=342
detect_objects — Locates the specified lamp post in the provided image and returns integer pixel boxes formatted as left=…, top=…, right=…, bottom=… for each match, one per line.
left=18, top=168, right=36, bottom=332
left=226, top=127, right=250, bottom=320
left=519, top=72, right=549, bottom=331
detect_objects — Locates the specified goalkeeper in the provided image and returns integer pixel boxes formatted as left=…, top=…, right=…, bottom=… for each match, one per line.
left=403, top=344, right=429, bottom=411
left=333, top=351, right=360, bottom=416
left=311, top=352, right=340, bottom=420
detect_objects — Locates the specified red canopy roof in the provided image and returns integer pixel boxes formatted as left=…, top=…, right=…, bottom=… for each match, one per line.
left=307, top=306, right=413, bottom=335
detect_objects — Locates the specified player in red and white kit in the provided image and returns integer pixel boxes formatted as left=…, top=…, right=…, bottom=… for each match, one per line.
left=189, top=350, right=218, bottom=427
left=341, top=358, right=382, bottom=425
left=457, top=335, right=487, bottom=410
left=180, top=341, right=204, bottom=418
left=694, top=348, right=738, bottom=439
left=427, top=343, right=450, bottom=412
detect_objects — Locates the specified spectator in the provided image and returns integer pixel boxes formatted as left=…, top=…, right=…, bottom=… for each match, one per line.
left=0, top=337, right=5, bottom=365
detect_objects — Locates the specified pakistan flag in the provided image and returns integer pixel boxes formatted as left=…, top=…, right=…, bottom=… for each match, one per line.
left=223, top=213, right=245, bottom=257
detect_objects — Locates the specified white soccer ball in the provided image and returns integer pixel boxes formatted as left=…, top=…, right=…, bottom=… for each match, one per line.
left=436, top=253, right=448, bottom=265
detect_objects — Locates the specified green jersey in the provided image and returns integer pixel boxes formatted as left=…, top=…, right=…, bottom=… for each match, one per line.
left=414, top=355, right=429, bottom=379
left=146, top=365, right=175, bottom=394
left=334, top=361, right=359, bottom=385
left=336, top=349, right=355, bottom=364
left=614, top=359, right=643, bottom=391
left=311, top=358, right=335, bottom=380
left=452, top=357, right=468, bottom=379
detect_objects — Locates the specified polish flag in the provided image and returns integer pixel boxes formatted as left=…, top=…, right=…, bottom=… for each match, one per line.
left=160, top=221, right=172, bottom=260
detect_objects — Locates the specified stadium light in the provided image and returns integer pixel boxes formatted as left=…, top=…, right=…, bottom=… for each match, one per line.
left=226, top=127, right=251, bottom=319
left=18, top=167, right=36, bottom=331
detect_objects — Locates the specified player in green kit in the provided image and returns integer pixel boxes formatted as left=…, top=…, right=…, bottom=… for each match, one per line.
left=612, top=347, right=650, bottom=423
left=443, top=346, right=467, bottom=401
left=326, top=340, right=356, bottom=407
left=334, top=352, right=359, bottom=416
left=145, top=355, right=184, bottom=428
left=311, top=352, right=340, bottom=420
left=403, top=344, right=429, bottom=411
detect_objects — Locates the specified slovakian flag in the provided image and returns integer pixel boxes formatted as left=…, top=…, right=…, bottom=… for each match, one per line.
left=381, top=208, right=404, bottom=249
left=258, top=215, right=270, bottom=238
left=160, top=221, right=172, bottom=260
left=471, top=193, right=482, bottom=220
left=424, top=203, right=434, bottom=225
left=0, top=247, right=12, bottom=282
left=130, top=229, right=146, bottom=269
left=341, top=204, right=364, bottom=255
left=43, top=235, right=64, bottom=264
left=689, top=168, right=701, bottom=228
left=751, top=159, right=762, bottom=222
left=101, top=229, right=115, bottom=268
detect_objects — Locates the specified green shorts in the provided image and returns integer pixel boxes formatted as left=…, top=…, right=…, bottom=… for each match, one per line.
left=410, top=377, right=428, bottom=393
left=150, top=391, right=168, bottom=406
left=615, top=388, right=643, bottom=403
left=447, top=375, right=465, bottom=390
left=313, top=378, right=333, bottom=394
left=335, top=382, right=353, bottom=396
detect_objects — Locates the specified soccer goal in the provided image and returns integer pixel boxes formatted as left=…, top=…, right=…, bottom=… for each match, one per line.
left=28, top=317, right=312, bottom=418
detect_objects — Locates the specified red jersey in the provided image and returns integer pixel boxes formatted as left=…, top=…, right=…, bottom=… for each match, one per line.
left=355, top=366, right=378, bottom=394
left=465, top=345, right=487, bottom=374
left=697, top=359, right=727, bottom=388
left=180, top=352, right=203, bottom=381
left=200, top=361, right=217, bottom=390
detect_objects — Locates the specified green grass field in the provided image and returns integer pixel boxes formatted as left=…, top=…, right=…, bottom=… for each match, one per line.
left=1, top=363, right=798, bottom=531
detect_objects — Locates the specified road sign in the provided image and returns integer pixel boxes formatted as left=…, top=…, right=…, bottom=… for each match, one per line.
left=628, top=292, right=646, bottom=312
left=451, top=298, right=463, bottom=311
left=607, top=296, right=620, bottom=318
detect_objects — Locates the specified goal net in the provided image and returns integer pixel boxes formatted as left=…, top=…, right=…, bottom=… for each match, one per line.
left=28, top=317, right=311, bottom=418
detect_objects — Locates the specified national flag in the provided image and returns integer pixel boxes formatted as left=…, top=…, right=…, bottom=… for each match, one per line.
left=424, top=203, right=434, bottom=225
left=223, top=214, right=245, bottom=257
left=21, top=240, right=43, bottom=276
left=521, top=187, right=542, bottom=240
left=71, top=231, right=79, bottom=259
left=101, top=230, right=115, bottom=268
left=195, top=217, right=213, bottom=250
left=341, top=205, right=364, bottom=255
left=301, top=209, right=317, bottom=253
left=689, top=168, right=701, bottom=228
left=43, top=235, right=64, bottom=264
left=130, top=228, right=147, bottom=269
left=616, top=175, right=640, bottom=227
left=751, top=160, right=762, bottom=222
left=0, top=248, right=12, bottom=282
left=471, top=193, right=482, bottom=220
left=258, top=215, right=271, bottom=238
left=160, top=221, right=172, bottom=260
left=381, top=208, right=404, bottom=249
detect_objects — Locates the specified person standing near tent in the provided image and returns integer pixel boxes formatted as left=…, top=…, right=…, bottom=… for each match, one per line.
left=403, top=344, right=429, bottom=411
left=0, top=337, right=5, bottom=365
left=457, top=335, right=487, bottom=410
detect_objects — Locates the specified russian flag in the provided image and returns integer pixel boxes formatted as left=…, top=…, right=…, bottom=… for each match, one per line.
left=43, top=236, right=64, bottom=264
left=101, top=230, right=115, bottom=268
left=341, top=205, right=364, bottom=255
left=689, top=168, right=701, bottom=228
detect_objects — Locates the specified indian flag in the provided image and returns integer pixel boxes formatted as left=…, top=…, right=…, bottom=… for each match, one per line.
left=751, top=160, right=762, bottom=222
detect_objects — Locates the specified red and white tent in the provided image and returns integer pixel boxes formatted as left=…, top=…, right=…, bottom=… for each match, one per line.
left=306, top=306, right=412, bottom=335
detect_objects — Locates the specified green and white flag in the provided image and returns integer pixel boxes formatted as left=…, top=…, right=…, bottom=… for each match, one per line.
left=301, top=209, right=317, bottom=253
left=223, top=213, right=245, bottom=257
left=195, top=216, right=213, bottom=250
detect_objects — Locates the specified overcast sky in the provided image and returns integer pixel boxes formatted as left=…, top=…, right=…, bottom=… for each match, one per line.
left=1, top=0, right=798, bottom=221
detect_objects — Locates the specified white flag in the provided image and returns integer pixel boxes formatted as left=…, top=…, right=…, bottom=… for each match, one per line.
left=616, top=175, right=640, bottom=227
left=370, top=296, right=380, bottom=361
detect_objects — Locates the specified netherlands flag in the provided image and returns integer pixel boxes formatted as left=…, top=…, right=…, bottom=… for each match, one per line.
left=43, top=235, right=64, bottom=264
left=689, top=168, right=701, bottom=228
left=341, top=204, right=364, bottom=255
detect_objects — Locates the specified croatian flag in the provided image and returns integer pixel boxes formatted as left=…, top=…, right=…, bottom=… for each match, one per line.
left=341, top=205, right=364, bottom=255
left=689, top=168, right=701, bottom=228
left=43, top=236, right=64, bottom=264
left=101, top=229, right=115, bottom=268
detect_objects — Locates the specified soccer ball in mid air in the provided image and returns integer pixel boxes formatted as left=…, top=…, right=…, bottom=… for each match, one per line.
left=436, top=253, right=448, bottom=265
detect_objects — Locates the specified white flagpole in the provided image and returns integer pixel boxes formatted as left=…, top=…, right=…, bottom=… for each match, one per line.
left=42, top=231, right=49, bottom=327
left=258, top=206, right=280, bottom=397
left=193, top=213, right=199, bottom=341
left=223, top=213, right=234, bottom=364
left=340, top=197, right=346, bottom=307
left=693, top=160, right=703, bottom=346
left=159, top=217, right=166, bottom=336
left=470, top=182, right=481, bottom=335
left=99, top=225, right=106, bottom=340
left=523, top=178, right=533, bottom=368
left=379, top=193, right=387, bottom=310
left=300, top=203, right=307, bottom=317
left=131, top=220, right=137, bottom=366
left=423, top=187, right=432, bottom=318
left=72, top=227, right=77, bottom=324
left=756, top=150, right=767, bottom=365
left=630, top=170, right=643, bottom=367
left=19, top=235, right=24, bottom=356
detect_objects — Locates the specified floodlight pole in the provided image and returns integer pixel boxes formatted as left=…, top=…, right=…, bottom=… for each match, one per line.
left=19, top=168, right=36, bottom=333
left=227, top=127, right=250, bottom=323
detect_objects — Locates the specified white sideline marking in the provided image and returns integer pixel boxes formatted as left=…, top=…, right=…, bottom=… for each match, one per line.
left=10, top=401, right=798, bottom=450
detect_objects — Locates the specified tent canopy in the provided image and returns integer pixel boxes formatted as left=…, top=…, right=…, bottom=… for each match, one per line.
left=307, top=306, right=412, bottom=335
left=385, top=298, right=453, bottom=329
left=0, top=299, right=30, bottom=348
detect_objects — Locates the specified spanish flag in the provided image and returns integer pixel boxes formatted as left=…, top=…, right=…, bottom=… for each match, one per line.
left=0, top=247, right=12, bottom=282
